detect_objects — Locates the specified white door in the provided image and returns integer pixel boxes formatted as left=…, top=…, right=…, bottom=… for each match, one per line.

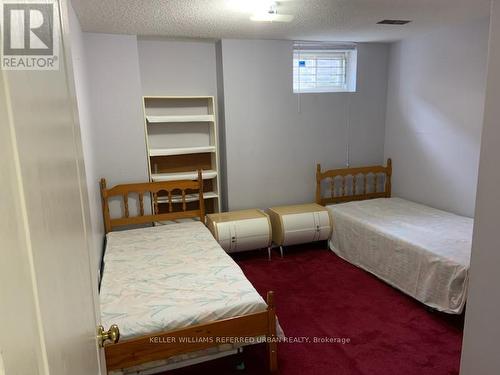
left=0, top=0, right=103, bottom=374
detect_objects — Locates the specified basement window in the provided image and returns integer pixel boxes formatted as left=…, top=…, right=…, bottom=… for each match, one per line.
left=293, top=43, right=357, bottom=93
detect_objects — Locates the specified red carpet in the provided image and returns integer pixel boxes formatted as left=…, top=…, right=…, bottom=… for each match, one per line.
left=166, top=244, right=463, bottom=375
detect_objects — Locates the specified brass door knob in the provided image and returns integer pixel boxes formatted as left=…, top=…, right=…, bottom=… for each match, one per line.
left=97, top=324, right=120, bottom=348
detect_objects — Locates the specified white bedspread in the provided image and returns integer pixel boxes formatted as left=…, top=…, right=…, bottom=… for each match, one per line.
left=100, top=222, right=268, bottom=340
left=327, top=198, right=472, bottom=314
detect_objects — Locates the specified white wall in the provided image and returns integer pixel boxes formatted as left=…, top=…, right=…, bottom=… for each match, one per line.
left=137, top=38, right=217, bottom=96
left=215, top=41, right=229, bottom=210
left=83, top=33, right=148, bottom=186
left=221, top=39, right=389, bottom=209
left=68, top=4, right=103, bottom=273
left=384, top=19, right=490, bottom=217
left=461, top=2, right=500, bottom=373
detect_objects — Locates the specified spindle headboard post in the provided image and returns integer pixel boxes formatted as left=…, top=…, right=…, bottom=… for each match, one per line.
left=100, top=178, right=112, bottom=233
left=197, top=170, right=205, bottom=224
left=316, top=158, right=393, bottom=206
left=385, top=158, right=392, bottom=197
left=100, top=171, right=205, bottom=233
left=315, top=163, right=323, bottom=206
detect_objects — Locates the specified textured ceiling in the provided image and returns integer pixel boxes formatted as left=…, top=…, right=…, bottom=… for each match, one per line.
left=72, top=0, right=491, bottom=42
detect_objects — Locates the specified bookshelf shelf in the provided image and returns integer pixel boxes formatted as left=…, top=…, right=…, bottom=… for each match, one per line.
left=146, top=114, right=215, bottom=123
left=151, top=170, right=218, bottom=182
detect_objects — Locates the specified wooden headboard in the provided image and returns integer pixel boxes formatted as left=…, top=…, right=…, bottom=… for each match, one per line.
left=100, top=171, right=205, bottom=233
left=316, top=158, right=392, bottom=206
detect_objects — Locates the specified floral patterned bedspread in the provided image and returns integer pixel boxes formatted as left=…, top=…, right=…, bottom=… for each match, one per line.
left=100, top=221, right=268, bottom=340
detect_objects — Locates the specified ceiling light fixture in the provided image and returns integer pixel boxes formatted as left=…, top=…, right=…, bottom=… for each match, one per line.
left=228, top=0, right=294, bottom=22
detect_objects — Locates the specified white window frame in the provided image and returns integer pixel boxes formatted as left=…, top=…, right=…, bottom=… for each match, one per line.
left=293, top=44, right=357, bottom=94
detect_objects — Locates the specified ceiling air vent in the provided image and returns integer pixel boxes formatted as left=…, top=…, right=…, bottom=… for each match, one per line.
left=377, top=20, right=411, bottom=25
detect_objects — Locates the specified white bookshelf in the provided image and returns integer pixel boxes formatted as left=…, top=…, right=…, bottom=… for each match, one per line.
left=142, top=96, right=221, bottom=214
left=149, top=146, right=216, bottom=157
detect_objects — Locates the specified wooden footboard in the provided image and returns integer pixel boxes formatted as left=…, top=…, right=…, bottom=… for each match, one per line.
left=104, top=291, right=278, bottom=373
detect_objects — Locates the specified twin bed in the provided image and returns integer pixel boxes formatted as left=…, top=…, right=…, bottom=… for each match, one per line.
left=316, top=159, right=472, bottom=314
left=99, top=174, right=278, bottom=373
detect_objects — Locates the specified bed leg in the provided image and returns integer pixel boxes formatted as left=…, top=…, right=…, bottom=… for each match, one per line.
left=268, top=339, right=278, bottom=372
left=279, top=246, right=284, bottom=258
left=234, top=347, right=245, bottom=371
left=268, top=247, right=271, bottom=261
left=266, top=291, right=278, bottom=373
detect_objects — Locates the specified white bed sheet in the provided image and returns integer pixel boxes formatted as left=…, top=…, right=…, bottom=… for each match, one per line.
left=100, top=222, right=272, bottom=373
left=100, top=221, right=268, bottom=339
left=327, top=198, right=472, bottom=314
